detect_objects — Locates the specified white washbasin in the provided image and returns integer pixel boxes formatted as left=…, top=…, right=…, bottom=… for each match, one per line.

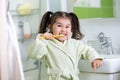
left=79, top=55, right=120, bottom=73
left=101, top=54, right=120, bottom=59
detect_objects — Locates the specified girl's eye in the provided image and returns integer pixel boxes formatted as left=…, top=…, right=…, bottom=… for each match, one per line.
left=57, top=25, right=62, bottom=27
left=66, top=26, right=70, bottom=28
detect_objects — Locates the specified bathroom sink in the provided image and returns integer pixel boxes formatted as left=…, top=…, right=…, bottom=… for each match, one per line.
left=101, top=54, right=120, bottom=59
left=79, top=55, right=120, bottom=73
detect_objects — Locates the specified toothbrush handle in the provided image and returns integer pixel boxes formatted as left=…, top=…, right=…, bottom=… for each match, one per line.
left=39, top=35, right=64, bottom=39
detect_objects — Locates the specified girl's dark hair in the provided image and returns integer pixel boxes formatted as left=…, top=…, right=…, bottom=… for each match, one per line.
left=38, top=11, right=84, bottom=40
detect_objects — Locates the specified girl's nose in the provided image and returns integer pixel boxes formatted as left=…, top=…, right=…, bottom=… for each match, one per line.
left=61, top=27, right=66, bottom=32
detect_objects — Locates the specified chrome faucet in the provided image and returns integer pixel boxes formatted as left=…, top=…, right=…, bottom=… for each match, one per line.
left=98, top=32, right=114, bottom=55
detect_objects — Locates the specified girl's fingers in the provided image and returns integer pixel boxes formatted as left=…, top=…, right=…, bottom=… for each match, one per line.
left=41, top=32, right=53, bottom=40
left=91, top=60, right=103, bottom=71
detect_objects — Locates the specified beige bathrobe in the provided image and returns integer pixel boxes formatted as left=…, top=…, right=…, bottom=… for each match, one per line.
left=29, top=34, right=102, bottom=80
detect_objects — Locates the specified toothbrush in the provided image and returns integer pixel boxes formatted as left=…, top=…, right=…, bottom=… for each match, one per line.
left=39, top=34, right=64, bottom=39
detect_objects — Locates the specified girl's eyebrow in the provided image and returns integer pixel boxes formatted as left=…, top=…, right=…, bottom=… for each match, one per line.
left=55, top=22, right=71, bottom=26
left=55, top=22, right=62, bottom=24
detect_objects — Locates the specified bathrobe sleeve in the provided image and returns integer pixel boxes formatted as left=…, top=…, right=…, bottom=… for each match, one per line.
left=29, top=34, right=48, bottom=60
left=77, top=41, right=103, bottom=62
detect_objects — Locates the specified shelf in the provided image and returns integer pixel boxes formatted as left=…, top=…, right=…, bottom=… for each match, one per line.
left=9, top=9, right=40, bottom=16
left=17, top=33, right=37, bottom=41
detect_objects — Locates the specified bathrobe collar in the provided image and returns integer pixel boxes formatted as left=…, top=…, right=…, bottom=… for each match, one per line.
left=49, top=39, right=75, bottom=69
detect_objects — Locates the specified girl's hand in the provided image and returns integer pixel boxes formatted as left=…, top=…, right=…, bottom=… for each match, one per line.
left=40, top=32, right=64, bottom=40
left=41, top=32, right=54, bottom=40
left=91, top=59, right=103, bottom=71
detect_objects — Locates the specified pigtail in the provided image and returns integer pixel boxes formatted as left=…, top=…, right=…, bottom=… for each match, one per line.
left=38, top=11, right=53, bottom=33
left=69, top=12, right=84, bottom=40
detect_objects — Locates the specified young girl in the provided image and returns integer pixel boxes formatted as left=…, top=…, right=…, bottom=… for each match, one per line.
left=29, top=11, right=103, bottom=80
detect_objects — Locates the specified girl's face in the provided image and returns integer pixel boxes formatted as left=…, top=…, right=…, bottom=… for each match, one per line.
left=51, top=18, right=72, bottom=42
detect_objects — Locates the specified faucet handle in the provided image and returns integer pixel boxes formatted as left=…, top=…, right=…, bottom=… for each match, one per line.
left=98, top=32, right=105, bottom=41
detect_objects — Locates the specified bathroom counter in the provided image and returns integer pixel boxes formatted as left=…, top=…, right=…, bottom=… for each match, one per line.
left=78, top=55, right=120, bottom=80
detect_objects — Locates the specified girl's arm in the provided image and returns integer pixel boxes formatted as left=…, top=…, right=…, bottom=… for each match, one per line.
left=78, top=41, right=103, bottom=70
left=28, top=34, right=48, bottom=60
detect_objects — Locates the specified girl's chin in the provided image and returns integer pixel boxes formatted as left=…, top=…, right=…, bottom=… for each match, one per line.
left=57, top=38, right=67, bottom=42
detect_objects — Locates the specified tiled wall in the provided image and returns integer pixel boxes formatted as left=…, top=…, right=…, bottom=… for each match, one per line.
left=80, top=18, right=120, bottom=54
left=74, top=0, right=114, bottom=19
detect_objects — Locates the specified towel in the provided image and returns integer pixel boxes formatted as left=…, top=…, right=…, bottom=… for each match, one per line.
left=17, top=3, right=32, bottom=15
left=0, top=0, right=24, bottom=79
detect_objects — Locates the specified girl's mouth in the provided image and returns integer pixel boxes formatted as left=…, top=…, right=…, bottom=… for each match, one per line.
left=53, top=34, right=64, bottom=38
